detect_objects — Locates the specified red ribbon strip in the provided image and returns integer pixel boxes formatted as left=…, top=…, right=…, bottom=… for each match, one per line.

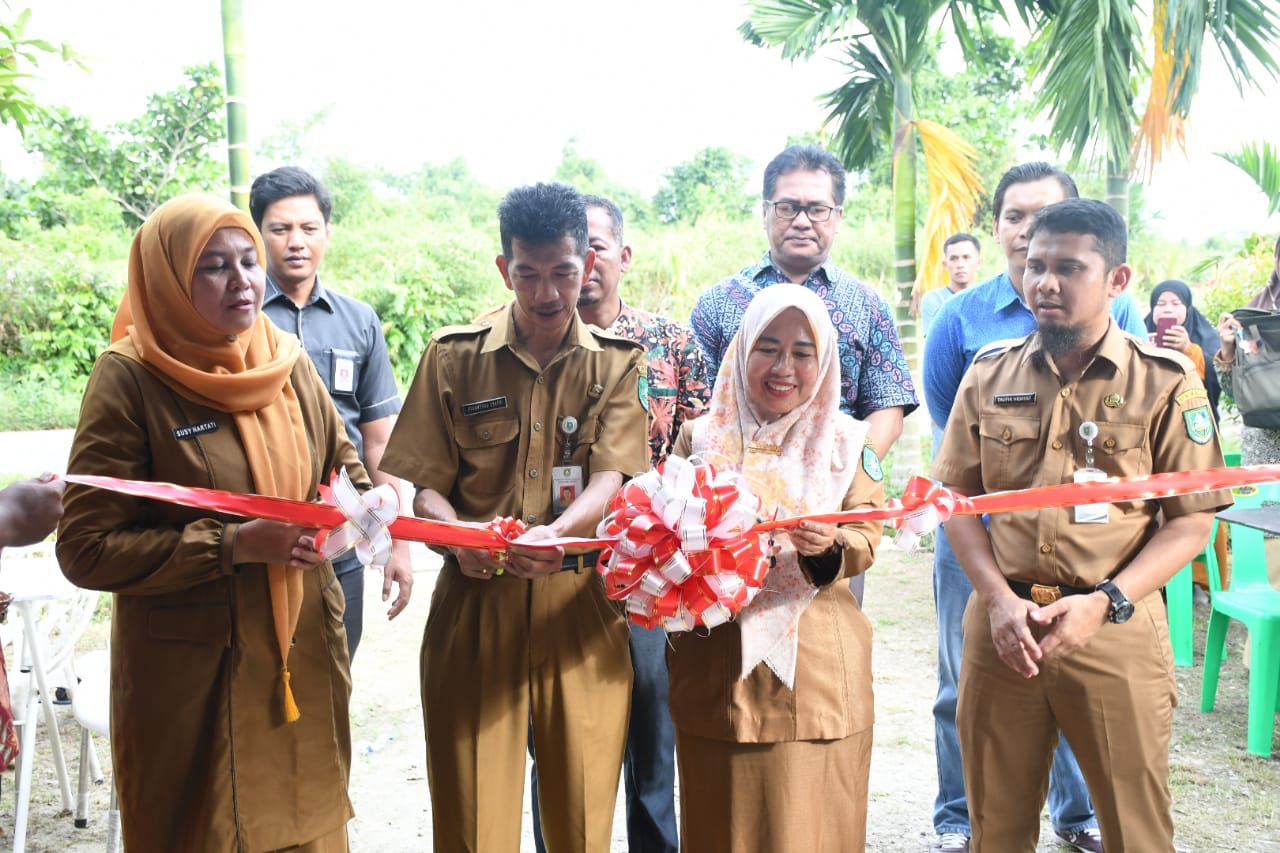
left=60, top=464, right=1280, bottom=621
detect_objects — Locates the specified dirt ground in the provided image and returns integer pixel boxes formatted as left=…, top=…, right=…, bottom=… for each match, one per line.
left=5, top=535, right=1278, bottom=852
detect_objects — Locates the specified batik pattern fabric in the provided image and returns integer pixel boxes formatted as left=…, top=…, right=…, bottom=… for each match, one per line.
left=611, top=303, right=711, bottom=466
left=689, top=253, right=918, bottom=420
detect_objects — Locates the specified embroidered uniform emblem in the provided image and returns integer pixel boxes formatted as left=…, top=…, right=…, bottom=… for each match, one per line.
left=637, top=372, right=649, bottom=412
left=862, top=445, right=884, bottom=481
left=1184, top=405, right=1213, bottom=445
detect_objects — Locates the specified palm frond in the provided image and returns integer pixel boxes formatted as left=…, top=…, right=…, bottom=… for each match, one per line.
left=1132, top=0, right=1189, bottom=180
left=912, top=118, right=985, bottom=300
left=1030, top=0, right=1145, bottom=171
left=1218, top=140, right=1280, bottom=217
left=821, top=41, right=895, bottom=170
left=1201, top=0, right=1280, bottom=96
left=744, top=0, right=856, bottom=59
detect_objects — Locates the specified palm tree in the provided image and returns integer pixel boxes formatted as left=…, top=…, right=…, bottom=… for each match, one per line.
left=220, top=0, right=250, bottom=212
left=1037, top=0, right=1280, bottom=221
left=741, top=0, right=1006, bottom=483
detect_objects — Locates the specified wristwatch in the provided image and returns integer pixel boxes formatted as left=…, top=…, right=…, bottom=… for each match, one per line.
left=1095, top=579, right=1134, bottom=624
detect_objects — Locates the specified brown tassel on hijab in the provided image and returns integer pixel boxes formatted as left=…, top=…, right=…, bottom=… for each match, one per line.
left=111, top=194, right=310, bottom=722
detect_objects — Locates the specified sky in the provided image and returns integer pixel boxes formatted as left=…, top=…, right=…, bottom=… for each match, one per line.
left=6, top=0, right=1279, bottom=242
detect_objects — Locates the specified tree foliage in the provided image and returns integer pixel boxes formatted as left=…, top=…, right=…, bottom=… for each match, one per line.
left=1218, top=140, right=1280, bottom=217
left=27, top=63, right=226, bottom=228
left=652, top=146, right=754, bottom=226
left=0, top=7, right=81, bottom=136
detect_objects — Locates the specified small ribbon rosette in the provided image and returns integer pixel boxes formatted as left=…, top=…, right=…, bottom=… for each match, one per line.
left=596, top=456, right=769, bottom=632
left=886, top=476, right=970, bottom=551
left=315, top=467, right=399, bottom=572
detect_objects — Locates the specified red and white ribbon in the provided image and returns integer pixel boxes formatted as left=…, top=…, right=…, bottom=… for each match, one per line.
left=314, top=469, right=399, bottom=572
left=595, top=456, right=768, bottom=632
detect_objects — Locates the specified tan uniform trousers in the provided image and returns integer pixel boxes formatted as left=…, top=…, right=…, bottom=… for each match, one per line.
left=958, top=591, right=1177, bottom=853
left=420, top=562, right=632, bottom=853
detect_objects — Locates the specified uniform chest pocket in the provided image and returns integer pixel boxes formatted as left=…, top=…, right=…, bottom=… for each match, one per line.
left=316, top=348, right=362, bottom=397
left=456, top=417, right=521, bottom=496
left=978, top=416, right=1042, bottom=492
left=1094, top=421, right=1148, bottom=467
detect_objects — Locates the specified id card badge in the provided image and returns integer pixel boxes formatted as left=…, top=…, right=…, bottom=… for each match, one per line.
left=330, top=349, right=357, bottom=395
left=552, top=465, right=584, bottom=514
left=1073, top=467, right=1109, bottom=523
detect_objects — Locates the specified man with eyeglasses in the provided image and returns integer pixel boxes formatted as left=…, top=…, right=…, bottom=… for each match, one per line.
left=691, top=144, right=916, bottom=460
left=690, top=143, right=917, bottom=604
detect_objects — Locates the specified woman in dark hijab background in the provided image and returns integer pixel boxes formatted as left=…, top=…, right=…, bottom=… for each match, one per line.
left=1145, top=279, right=1222, bottom=417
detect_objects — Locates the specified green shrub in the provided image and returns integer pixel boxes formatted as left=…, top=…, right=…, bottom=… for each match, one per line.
left=0, top=369, right=84, bottom=429
left=0, top=241, right=123, bottom=382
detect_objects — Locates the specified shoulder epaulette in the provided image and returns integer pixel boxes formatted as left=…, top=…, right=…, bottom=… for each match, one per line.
left=1128, top=334, right=1197, bottom=373
left=589, top=324, right=645, bottom=350
left=431, top=322, right=489, bottom=342
left=974, top=335, right=1029, bottom=361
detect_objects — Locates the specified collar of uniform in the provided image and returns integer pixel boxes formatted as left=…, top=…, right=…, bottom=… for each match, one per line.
left=1026, top=317, right=1129, bottom=378
left=751, top=252, right=835, bottom=287
left=479, top=303, right=602, bottom=355
left=263, top=273, right=335, bottom=313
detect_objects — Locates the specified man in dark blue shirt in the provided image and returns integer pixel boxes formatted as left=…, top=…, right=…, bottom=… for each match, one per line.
left=254, top=167, right=411, bottom=660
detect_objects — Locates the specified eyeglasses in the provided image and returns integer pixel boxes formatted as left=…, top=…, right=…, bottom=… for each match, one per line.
left=765, top=200, right=839, bottom=222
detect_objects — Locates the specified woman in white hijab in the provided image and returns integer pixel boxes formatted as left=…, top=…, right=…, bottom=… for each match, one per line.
left=667, top=283, right=885, bottom=851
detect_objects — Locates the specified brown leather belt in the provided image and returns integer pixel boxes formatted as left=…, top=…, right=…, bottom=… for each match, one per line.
left=1008, top=579, right=1092, bottom=606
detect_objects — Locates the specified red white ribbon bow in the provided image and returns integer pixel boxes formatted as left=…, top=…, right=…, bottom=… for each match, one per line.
left=596, top=456, right=769, bottom=632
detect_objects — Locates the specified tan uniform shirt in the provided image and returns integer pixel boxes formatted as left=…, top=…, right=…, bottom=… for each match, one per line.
left=382, top=305, right=648, bottom=524
left=666, top=422, right=884, bottom=743
left=58, top=344, right=364, bottom=852
left=934, top=320, right=1230, bottom=588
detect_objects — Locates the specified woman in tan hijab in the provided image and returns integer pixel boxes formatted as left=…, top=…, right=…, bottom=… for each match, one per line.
left=58, top=194, right=369, bottom=852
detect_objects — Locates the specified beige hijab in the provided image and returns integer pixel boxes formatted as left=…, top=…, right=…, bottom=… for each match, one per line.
left=111, top=194, right=310, bottom=721
left=692, top=283, right=868, bottom=686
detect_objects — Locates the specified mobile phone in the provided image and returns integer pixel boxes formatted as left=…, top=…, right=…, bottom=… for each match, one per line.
left=1155, top=316, right=1177, bottom=347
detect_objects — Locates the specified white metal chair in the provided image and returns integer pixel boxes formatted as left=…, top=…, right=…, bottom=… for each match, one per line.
left=1, top=542, right=99, bottom=852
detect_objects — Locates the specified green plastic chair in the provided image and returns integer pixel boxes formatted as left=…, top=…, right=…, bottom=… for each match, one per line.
left=1165, top=452, right=1237, bottom=666
left=1200, top=483, right=1280, bottom=757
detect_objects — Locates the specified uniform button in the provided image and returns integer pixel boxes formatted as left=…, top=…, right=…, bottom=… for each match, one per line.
left=533, top=422, right=542, bottom=432
left=1060, top=388, right=1071, bottom=398
left=1051, top=440, right=1062, bottom=450
left=481, top=430, right=491, bottom=440
left=1104, top=438, right=1116, bottom=448
left=527, top=514, right=536, bottom=523
left=1002, top=428, right=1011, bottom=441
left=537, top=376, right=546, bottom=385
left=1040, top=543, right=1052, bottom=554
left=529, top=468, right=538, bottom=478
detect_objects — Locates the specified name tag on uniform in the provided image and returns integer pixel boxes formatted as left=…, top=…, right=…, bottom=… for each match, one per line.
left=461, top=396, right=508, bottom=417
left=993, top=393, right=1037, bottom=405
left=552, top=465, right=584, bottom=514
left=173, top=419, right=218, bottom=440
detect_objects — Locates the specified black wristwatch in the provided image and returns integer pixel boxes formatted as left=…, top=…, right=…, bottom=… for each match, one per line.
left=1095, top=579, right=1134, bottom=624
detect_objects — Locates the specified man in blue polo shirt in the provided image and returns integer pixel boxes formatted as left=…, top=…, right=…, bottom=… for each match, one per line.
left=254, top=166, right=412, bottom=660
left=922, top=162, right=1146, bottom=853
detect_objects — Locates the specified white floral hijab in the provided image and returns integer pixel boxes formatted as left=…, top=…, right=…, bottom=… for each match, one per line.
left=692, top=283, right=868, bottom=686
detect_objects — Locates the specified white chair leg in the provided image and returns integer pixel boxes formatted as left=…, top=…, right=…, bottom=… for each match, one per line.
left=105, top=781, right=122, bottom=853
left=14, top=693, right=40, bottom=853
left=76, top=725, right=91, bottom=828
